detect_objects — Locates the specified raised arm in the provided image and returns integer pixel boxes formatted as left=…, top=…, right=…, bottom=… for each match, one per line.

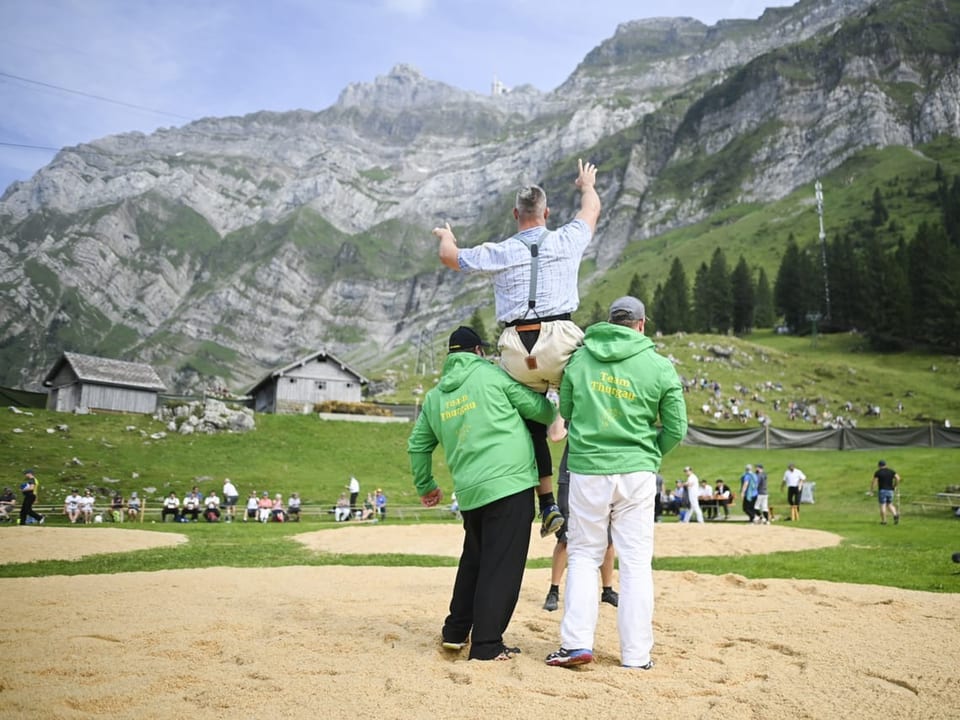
left=574, top=158, right=601, bottom=232
left=433, top=222, right=461, bottom=271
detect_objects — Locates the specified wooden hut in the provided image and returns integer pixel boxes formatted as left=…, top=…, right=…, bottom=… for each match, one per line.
left=43, top=352, right=166, bottom=414
left=248, top=350, right=368, bottom=414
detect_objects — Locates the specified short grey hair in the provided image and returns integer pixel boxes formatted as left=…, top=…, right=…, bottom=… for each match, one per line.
left=515, top=185, right=547, bottom=218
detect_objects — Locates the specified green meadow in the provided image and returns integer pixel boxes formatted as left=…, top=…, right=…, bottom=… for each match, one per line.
left=1, top=385, right=957, bottom=593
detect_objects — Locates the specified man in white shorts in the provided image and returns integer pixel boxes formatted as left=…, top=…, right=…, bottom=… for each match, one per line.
left=433, top=159, right=601, bottom=537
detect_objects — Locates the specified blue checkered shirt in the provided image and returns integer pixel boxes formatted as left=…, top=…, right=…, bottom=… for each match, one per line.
left=457, top=219, right=592, bottom=323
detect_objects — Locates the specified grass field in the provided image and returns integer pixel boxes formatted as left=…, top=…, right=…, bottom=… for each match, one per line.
left=1, top=402, right=958, bottom=594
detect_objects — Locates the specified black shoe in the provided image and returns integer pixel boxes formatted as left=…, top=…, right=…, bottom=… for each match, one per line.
left=543, top=590, right=559, bottom=612
left=601, top=588, right=619, bottom=607
left=893, top=514, right=900, bottom=525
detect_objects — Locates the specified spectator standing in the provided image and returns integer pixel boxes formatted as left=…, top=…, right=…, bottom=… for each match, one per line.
left=222, top=478, right=239, bottom=523
left=681, top=467, right=704, bottom=524
left=346, top=476, right=360, bottom=517
left=18, top=469, right=45, bottom=525
left=740, top=464, right=758, bottom=523
left=546, top=296, right=687, bottom=668
left=781, top=463, right=806, bottom=522
left=433, top=160, right=602, bottom=538
left=754, top=463, right=770, bottom=524
left=408, top=325, right=556, bottom=661
left=870, top=460, right=901, bottom=525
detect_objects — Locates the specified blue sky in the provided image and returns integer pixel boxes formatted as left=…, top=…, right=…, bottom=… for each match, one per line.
left=0, top=0, right=793, bottom=194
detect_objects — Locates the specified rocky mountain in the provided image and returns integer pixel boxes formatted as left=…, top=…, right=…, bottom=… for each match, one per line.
left=1, top=0, right=958, bottom=393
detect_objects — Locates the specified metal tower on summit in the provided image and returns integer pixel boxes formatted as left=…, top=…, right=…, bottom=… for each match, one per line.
left=815, top=179, right=831, bottom=322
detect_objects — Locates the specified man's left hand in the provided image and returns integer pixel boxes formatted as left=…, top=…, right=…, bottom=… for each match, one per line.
left=421, top=488, right=443, bottom=507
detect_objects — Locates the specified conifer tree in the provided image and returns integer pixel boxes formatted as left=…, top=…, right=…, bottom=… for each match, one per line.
left=730, top=256, right=755, bottom=335
left=707, top=247, right=732, bottom=333
left=467, top=308, right=487, bottom=344
left=753, top=268, right=775, bottom=329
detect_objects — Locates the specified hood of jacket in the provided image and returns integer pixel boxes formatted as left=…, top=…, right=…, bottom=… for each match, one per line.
left=437, top=351, right=488, bottom=392
left=582, top=322, right=656, bottom=363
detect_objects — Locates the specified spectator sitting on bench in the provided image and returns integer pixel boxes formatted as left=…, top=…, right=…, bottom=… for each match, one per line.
left=109, top=492, right=125, bottom=522
left=714, top=480, right=732, bottom=520
left=271, top=493, right=286, bottom=523
left=287, top=493, right=301, bottom=522
left=204, top=490, right=221, bottom=522
left=181, top=491, right=201, bottom=522
left=334, top=493, right=352, bottom=522
left=361, top=492, right=376, bottom=521
left=699, top=479, right=716, bottom=520
left=126, top=492, right=142, bottom=521
left=161, top=492, right=181, bottom=522
left=245, top=491, right=258, bottom=522
left=257, top=492, right=272, bottom=523
left=375, top=488, right=387, bottom=521
left=64, top=488, right=81, bottom=523
left=0, top=486, right=15, bottom=522
left=79, top=489, right=95, bottom=524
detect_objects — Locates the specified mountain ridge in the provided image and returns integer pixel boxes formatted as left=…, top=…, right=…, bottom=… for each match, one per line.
left=2, top=0, right=958, bottom=393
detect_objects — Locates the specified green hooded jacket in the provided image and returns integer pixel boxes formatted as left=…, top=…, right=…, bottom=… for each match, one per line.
left=408, top=352, right=556, bottom=511
left=560, top=322, right=687, bottom=475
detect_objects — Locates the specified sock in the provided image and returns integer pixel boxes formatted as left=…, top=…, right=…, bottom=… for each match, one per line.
left=538, top=492, right=556, bottom=514
left=549, top=584, right=559, bottom=594
left=602, top=586, right=613, bottom=593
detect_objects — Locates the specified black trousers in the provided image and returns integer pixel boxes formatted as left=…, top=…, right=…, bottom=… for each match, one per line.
left=443, top=487, right=535, bottom=660
left=20, top=491, right=42, bottom=524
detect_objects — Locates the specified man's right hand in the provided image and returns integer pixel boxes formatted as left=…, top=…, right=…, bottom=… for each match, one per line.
left=575, top=158, right=597, bottom=190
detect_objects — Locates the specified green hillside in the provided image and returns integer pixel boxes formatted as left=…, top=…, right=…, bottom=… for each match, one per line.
left=580, top=137, right=960, bottom=324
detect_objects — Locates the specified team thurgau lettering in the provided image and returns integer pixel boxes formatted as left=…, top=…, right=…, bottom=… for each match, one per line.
left=442, top=394, right=477, bottom=421
left=590, top=371, right=636, bottom=401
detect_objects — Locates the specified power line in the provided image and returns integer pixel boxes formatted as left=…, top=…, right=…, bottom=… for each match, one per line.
left=0, top=141, right=60, bottom=152
left=0, top=70, right=192, bottom=121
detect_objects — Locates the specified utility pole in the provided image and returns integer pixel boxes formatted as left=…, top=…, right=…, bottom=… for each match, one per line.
left=815, top=179, right=832, bottom=321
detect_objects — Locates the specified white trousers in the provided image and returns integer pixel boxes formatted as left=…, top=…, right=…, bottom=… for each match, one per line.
left=682, top=492, right=704, bottom=523
left=562, top=470, right=656, bottom=667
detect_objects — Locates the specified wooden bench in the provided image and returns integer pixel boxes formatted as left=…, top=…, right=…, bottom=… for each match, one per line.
left=908, top=496, right=958, bottom=514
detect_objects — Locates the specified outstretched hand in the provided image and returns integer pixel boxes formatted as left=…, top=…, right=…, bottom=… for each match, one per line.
left=575, top=158, right=597, bottom=190
left=432, top=222, right=455, bottom=242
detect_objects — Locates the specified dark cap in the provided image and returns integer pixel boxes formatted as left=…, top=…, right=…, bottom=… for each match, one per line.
left=23, top=468, right=34, bottom=475
left=609, top=296, right=645, bottom=322
left=448, top=326, right=489, bottom=353
left=878, top=460, right=886, bottom=466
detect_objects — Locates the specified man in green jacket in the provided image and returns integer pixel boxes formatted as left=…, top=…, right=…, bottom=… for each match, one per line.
left=409, top=325, right=556, bottom=661
left=546, top=297, right=687, bottom=669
